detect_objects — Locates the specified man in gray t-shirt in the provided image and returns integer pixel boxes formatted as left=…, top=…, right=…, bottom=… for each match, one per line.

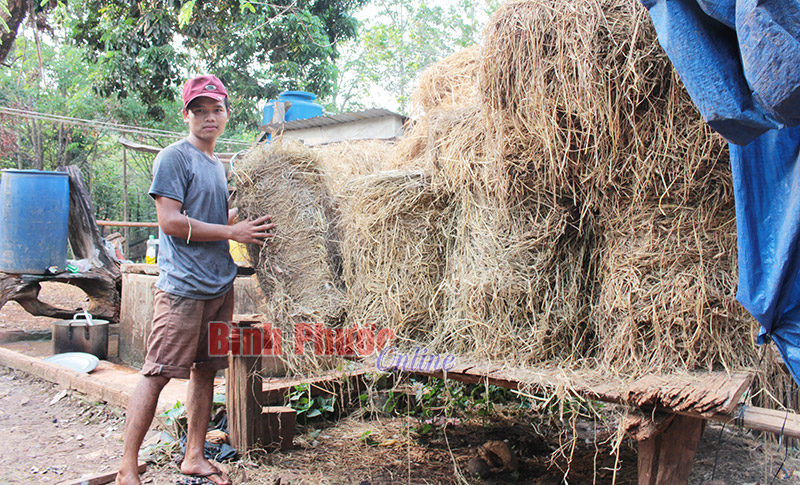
left=149, top=138, right=238, bottom=299
left=116, top=75, right=274, bottom=485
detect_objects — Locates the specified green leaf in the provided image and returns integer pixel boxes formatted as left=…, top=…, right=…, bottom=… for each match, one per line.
left=239, top=0, right=255, bottom=14
left=178, top=1, right=195, bottom=28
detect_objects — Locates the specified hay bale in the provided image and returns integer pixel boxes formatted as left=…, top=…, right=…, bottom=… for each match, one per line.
left=411, top=45, right=481, bottom=116
left=425, top=169, right=594, bottom=364
left=593, top=194, right=753, bottom=374
left=338, top=170, right=450, bottom=343
left=479, top=0, right=720, bottom=219
left=233, top=140, right=345, bottom=325
left=314, top=139, right=394, bottom=192
left=391, top=104, right=492, bottom=191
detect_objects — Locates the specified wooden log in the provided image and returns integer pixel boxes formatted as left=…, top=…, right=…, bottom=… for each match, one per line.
left=56, top=462, right=146, bottom=485
left=0, top=269, right=119, bottom=321
left=637, top=414, right=704, bottom=485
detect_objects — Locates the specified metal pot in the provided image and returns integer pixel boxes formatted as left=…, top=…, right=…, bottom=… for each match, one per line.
left=52, top=311, right=108, bottom=359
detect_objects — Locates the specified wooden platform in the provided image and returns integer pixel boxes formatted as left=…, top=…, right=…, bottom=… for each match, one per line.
left=366, top=357, right=752, bottom=417
left=360, top=356, right=800, bottom=485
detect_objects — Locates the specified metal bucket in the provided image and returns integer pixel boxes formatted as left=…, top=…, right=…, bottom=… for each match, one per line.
left=52, top=311, right=108, bottom=359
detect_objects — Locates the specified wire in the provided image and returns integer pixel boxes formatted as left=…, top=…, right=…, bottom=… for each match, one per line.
left=0, top=106, right=252, bottom=147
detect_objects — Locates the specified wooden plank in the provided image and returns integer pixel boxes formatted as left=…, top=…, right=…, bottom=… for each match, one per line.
left=637, top=415, right=704, bottom=485
left=56, top=462, right=146, bottom=485
left=261, top=406, right=296, bottom=451
left=120, top=263, right=160, bottom=276
left=709, top=405, right=800, bottom=438
left=364, top=356, right=800, bottom=440
left=96, top=220, right=158, bottom=228
left=261, top=367, right=369, bottom=405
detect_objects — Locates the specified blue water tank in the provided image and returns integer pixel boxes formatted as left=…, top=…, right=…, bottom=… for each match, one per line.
left=262, top=91, right=324, bottom=125
left=0, top=169, right=70, bottom=274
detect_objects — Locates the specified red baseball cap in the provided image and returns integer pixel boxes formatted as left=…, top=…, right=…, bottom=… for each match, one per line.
left=182, top=75, right=228, bottom=109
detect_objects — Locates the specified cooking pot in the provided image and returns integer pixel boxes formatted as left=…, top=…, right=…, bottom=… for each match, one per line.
left=52, top=311, right=108, bottom=359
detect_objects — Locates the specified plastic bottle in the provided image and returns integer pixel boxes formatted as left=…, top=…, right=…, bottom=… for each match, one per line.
left=145, top=235, right=158, bottom=264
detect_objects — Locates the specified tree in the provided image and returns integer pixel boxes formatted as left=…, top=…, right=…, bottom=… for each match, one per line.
left=0, top=20, right=160, bottom=233
left=68, top=0, right=367, bottom=128
left=329, top=0, right=497, bottom=114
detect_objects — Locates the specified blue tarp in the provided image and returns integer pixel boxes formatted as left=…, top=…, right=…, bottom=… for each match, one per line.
left=640, top=0, right=800, bottom=384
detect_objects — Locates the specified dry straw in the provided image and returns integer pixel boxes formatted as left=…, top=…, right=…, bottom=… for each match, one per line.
left=238, top=0, right=771, bottom=389
left=479, top=0, right=724, bottom=220
left=411, top=44, right=481, bottom=116
left=314, top=139, right=394, bottom=192
left=233, top=139, right=345, bottom=328
left=337, top=170, right=451, bottom=346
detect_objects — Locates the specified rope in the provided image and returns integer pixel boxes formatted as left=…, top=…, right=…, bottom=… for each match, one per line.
left=0, top=106, right=252, bottom=147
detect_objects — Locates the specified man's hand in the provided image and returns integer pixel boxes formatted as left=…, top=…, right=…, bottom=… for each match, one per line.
left=229, top=214, right=275, bottom=245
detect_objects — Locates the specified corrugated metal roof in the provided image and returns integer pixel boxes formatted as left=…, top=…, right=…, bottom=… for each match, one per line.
left=260, top=108, right=406, bottom=132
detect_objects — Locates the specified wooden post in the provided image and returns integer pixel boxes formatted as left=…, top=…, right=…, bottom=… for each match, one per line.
left=226, top=353, right=265, bottom=452
left=638, top=414, right=705, bottom=485
left=123, top=148, right=130, bottom=257
left=226, top=323, right=297, bottom=452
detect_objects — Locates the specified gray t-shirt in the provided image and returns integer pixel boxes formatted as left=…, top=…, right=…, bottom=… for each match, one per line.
left=149, top=139, right=237, bottom=299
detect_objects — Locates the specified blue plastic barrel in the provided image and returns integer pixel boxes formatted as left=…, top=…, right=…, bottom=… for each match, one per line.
left=262, top=91, right=324, bottom=125
left=0, top=170, right=70, bottom=274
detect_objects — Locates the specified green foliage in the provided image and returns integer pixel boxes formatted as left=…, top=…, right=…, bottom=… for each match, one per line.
left=288, top=383, right=337, bottom=421
left=329, top=0, right=498, bottom=113
left=360, top=429, right=379, bottom=446
left=67, top=0, right=367, bottom=128
left=0, top=23, right=164, bottom=236
left=358, top=377, right=521, bottom=439
left=160, top=399, right=187, bottom=438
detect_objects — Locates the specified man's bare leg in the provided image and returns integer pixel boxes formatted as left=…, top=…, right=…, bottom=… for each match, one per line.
left=180, top=366, right=230, bottom=485
left=116, top=374, right=170, bottom=485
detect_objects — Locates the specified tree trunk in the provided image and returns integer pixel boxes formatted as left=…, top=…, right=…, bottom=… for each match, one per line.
left=30, top=118, right=43, bottom=170
left=56, top=122, right=65, bottom=166
left=0, top=0, right=27, bottom=65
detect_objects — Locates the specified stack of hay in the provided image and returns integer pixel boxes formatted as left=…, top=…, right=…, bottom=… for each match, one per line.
left=373, top=0, right=756, bottom=375
left=236, top=0, right=767, bottom=387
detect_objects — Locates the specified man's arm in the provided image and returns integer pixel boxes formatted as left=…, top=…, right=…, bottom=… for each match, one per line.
left=155, top=195, right=274, bottom=245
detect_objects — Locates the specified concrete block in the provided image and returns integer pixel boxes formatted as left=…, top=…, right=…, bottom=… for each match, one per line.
left=119, top=269, right=264, bottom=367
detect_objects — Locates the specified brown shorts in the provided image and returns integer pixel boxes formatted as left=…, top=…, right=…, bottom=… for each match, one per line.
left=141, top=288, right=234, bottom=379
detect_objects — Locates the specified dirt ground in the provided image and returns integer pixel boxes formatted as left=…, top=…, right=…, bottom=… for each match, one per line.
left=2, top=283, right=800, bottom=484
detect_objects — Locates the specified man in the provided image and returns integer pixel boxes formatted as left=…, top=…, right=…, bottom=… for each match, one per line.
left=116, top=75, right=274, bottom=485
